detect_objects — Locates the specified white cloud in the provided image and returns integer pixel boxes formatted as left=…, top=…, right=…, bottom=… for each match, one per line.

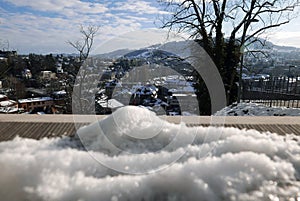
left=5, top=0, right=298, bottom=54
left=271, top=31, right=300, bottom=40
left=1, top=14, right=143, bottom=54
left=0, top=1, right=158, bottom=54
left=92, top=28, right=188, bottom=54
left=0, top=0, right=172, bottom=53
left=113, top=0, right=169, bottom=15
left=258, top=31, right=300, bottom=48
left=1, top=11, right=93, bottom=53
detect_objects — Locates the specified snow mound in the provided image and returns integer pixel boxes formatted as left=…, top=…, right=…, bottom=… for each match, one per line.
left=0, top=106, right=300, bottom=201
left=215, top=102, right=300, bottom=116
left=77, top=106, right=193, bottom=156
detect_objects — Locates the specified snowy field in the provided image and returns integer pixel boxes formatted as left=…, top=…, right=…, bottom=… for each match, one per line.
left=215, top=102, right=300, bottom=116
left=1, top=106, right=300, bottom=201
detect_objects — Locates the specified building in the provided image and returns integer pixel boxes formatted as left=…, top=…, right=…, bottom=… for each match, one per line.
left=0, top=50, right=17, bottom=58
left=18, top=97, right=54, bottom=112
left=0, top=94, right=19, bottom=114
left=0, top=94, right=8, bottom=102
left=40, top=71, right=57, bottom=80
left=56, top=63, right=64, bottom=73
left=0, top=99, right=17, bottom=107
left=0, top=56, right=8, bottom=63
left=22, top=69, right=32, bottom=79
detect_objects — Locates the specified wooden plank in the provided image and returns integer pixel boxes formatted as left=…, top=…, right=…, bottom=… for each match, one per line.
left=1, top=116, right=300, bottom=141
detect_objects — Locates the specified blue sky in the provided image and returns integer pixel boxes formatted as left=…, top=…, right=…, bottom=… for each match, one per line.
left=1, top=0, right=300, bottom=54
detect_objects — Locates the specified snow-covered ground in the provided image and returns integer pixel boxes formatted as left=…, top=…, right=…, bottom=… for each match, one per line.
left=1, top=106, right=300, bottom=201
left=215, top=102, right=300, bottom=116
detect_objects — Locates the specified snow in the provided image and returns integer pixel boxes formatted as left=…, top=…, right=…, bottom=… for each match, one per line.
left=215, top=102, right=300, bottom=116
left=18, top=97, right=53, bottom=104
left=97, top=99, right=124, bottom=109
left=0, top=100, right=17, bottom=107
left=0, top=107, right=19, bottom=113
left=0, top=94, right=7, bottom=100
left=182, top=85, right=195, bottom=93
left=53, top=90, right=66, bottom=95
left=0, top=106, right=300, bottom=201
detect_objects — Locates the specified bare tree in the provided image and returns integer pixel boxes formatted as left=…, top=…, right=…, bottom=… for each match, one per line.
left=0, top=39, right=10, bottom=51
left=0, top=40, right=14, bottom=80
left=66, top=25, right=99, bottom=113
left=68, top=25, right=99, bottom=73
left=0, top=60, right=10, bottom=79
left=160, top=0, right=299, bottom=106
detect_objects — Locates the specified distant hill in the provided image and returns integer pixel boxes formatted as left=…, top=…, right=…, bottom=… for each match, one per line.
left=124, top=48, right=176, bottom=59
left=94, top=39, right=300, bottom=59
left=94, top=49, right=133, bottom=59
left=246, top=38, right=300, bottom=52
left=273, top=44, right=299, bottom=52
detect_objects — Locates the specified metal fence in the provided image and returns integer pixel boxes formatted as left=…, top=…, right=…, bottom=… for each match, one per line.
left=242, top=76, right=300, bottom=108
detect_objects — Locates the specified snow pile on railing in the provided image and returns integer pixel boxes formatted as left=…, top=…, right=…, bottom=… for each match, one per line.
left=0, top=106, right=300, bottom=201
left=215, top=102, right=300, bottom=116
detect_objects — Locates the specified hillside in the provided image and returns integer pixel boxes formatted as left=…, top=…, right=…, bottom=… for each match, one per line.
left=94, top=39, right=300, bottom=59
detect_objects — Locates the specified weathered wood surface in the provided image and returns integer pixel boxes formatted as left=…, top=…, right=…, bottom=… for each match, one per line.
left=0, top=115, right=300, bottom=141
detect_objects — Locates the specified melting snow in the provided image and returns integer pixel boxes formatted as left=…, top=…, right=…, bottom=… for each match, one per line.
left=215, top=102, right=300, bottom=116
left=0, top=106, right=300, bottom=201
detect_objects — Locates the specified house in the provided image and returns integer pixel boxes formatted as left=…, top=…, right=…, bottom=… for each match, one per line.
left=0, top=94, right=8, bottom=102
left=40, top=71, right=57, bottom=80
left=22, top=69, right=32, bottom=79
left=96, top=98, right=124, bottom=114
left=0, top=57, right=8, bottom=63
left=0, top=99, right=17, bottom=107
left=56, top=63, right=64, bottom=73
left=18, top=97, right=54, bottom=112
left=0, top=94, right=19, bottom=114
left=52, top=90, right=67, bottom=99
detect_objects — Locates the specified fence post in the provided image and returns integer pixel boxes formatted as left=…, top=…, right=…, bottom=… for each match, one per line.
left=296, top=77, right=299, bottom=108
left=270, top=76, right=275, bottom=107
left=244, top=75, right=300, bottom=108
left=287, top=77, right=291, bottom=108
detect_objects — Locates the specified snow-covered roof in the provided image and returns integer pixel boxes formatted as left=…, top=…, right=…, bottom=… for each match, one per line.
left=96, top=89, right=106, bottom=94
left=18, top=97, right=53, bottom=104
left=0, top=94, right=7, bottom=100
left=0, top=100, right=17, bottom=107
left=53, top=90, right=66, bottom=95
left=135, top=86, right=157, bottom=95
left=172, top=93, right=197, bottom=97
left=98, top=99, right=124, bottom=109
left=0, top=107, right=19, bottom=113
left=182, top=86, right=195, bottom=92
